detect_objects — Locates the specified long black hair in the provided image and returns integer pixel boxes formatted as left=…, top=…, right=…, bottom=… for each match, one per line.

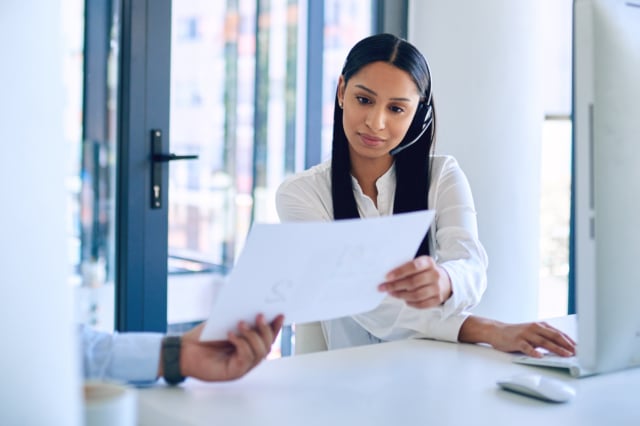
left=331, top=33, right=436, bottom=257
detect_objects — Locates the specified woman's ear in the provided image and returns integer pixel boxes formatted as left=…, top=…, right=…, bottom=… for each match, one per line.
left=337, top=75, right=346, bottom=106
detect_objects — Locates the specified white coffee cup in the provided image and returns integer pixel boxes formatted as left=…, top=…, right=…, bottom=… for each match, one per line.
left=84, top=380, right=137, bottom=426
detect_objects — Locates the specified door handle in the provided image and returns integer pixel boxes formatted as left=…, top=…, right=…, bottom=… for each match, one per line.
left=153, top=153, right=199, bottom=162
left=150, top=129, right=199, bottom=209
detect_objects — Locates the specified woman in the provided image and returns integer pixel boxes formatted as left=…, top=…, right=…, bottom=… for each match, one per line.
left=276, top=33, right=574, bottom=358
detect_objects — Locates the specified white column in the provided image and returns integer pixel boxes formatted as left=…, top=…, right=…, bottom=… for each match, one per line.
left=1, top=1, right=81, bottom=424
left=409, top=0, right=545, bottom=322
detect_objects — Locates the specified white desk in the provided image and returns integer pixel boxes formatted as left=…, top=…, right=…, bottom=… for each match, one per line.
left=137, top=316, right=640, bottom=425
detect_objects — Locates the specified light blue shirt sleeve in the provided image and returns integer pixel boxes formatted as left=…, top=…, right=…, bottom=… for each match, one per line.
left=80, top=325, right=163, bottom=385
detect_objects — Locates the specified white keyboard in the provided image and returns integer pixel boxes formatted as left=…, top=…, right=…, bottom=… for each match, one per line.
left=513, top=353, right=594, bottom=378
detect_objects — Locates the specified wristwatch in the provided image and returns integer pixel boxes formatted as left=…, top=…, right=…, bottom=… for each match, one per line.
left=161, top=336, right=186, bottom=385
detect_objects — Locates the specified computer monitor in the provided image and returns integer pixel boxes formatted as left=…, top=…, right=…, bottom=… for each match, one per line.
left=572, top=0, right=640, bottom=375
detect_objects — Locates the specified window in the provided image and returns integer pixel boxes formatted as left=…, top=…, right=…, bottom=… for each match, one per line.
left=64, top=0, right=119, bottom=332
left=537, top=0, right=573, bottom=318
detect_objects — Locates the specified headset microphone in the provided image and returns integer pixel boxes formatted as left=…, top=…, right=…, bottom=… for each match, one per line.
left=389, top=102, right=433, bottom=156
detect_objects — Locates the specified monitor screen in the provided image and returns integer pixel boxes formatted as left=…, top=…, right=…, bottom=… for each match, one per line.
left=572, top=0, right=640, bottom=374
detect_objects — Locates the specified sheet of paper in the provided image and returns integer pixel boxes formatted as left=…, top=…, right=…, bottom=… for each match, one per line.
left=200, top=210, right=434, bottom=341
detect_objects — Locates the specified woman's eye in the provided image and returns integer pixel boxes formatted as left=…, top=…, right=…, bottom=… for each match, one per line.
left=390, top=106, right=405, bottom=113
left=356, top=96, right=371, bottom=105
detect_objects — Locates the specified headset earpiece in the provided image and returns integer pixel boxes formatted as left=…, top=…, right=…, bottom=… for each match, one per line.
left=389, top=101, right=433, bottom=156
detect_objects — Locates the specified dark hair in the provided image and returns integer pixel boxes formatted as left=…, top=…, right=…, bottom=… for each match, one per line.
left=331, top=33, right=436, bottom=257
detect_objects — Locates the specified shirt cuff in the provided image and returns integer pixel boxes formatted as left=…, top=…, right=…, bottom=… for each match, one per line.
left=439, top=260, right=486, bottom=318
left=108, top=332, right=164, bottom=385
left=421, top=311, right=471, bottom=342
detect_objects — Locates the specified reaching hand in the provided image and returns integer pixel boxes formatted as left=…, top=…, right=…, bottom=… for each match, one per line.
left=178, top=313, right=285, bottom=382
left=378, top=255, right=452, bottom=309
left=488, top=321, right=577, bottom=358
left=458, top=316, right=576, bottom=358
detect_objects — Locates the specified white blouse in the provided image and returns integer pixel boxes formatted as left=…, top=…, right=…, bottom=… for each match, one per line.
left=276, top=155, right=488, bottom=349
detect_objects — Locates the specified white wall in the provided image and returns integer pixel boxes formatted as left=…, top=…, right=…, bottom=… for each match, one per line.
left=409, top=1, right=545, bottom=322
left=1, top=1, right=81, bottom=424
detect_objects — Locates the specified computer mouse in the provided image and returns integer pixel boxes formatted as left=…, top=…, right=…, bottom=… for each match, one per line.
left=497, top=373, right=576, bottom=403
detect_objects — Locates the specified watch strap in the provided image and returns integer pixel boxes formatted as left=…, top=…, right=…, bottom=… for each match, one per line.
left=161, top=335, right=186, bottom=385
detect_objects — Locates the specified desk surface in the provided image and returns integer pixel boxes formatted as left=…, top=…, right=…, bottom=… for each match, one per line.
left=138, top=316, right=640, bottom=425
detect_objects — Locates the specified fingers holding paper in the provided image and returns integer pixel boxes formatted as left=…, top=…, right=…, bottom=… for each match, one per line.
left=232, top=313, right=286, bottom=366
left=378, top=255, right=453, bottom=309
left=180, top=313, right=285, bottom=382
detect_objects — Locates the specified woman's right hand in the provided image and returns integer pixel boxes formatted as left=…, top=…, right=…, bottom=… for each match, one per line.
left=378, top=255, right=453, bottom=309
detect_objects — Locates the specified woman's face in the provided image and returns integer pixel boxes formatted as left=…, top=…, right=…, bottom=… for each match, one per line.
left=338, top=61, right=422, bottom=164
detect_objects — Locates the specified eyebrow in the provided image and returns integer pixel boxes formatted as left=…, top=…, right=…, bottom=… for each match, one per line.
left=353, top=84, right=413, bottom=102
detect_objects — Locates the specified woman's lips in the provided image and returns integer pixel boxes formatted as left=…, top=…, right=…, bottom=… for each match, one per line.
left=359, top=133, right=384, bottom=147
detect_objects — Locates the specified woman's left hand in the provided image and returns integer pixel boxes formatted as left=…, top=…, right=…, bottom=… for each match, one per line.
left=378, top=255, right=452, bottom=309
left=457, top=316, right=577, bottom=358
left=488, top=321, right=577, bottom=358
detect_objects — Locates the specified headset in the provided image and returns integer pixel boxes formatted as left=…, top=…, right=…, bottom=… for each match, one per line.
left=389, top=90, right=433, bottom=156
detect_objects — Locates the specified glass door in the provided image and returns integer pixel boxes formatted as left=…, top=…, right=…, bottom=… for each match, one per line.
left=69, top=0, right=171, bottom=333
left=68, top=0, right=375, bottom=341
